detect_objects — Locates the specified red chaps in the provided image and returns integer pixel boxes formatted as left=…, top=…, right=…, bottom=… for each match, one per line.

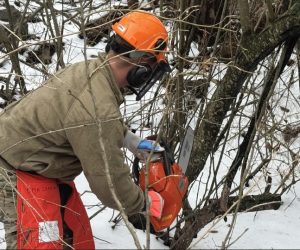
left=16, top=170, right=95, bottom=249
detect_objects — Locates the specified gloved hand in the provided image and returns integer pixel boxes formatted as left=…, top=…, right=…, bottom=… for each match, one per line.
left=124, top=130, right=164, bottom=162
left=148, top=190, right=164, bottom=219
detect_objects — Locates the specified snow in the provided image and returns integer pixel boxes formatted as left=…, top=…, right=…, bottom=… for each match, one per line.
left=0, top=0, right=300, bottom=248
left=72, top=173, right=300, bottom=249
left=197, top=183, right=300, bottom=249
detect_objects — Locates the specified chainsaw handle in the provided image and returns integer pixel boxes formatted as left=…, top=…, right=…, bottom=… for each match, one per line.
left=131, top=136, right=175, bottom=184
left=162, top=151, right=171, bottom=176
left=133, top=150, right=171, bottom=180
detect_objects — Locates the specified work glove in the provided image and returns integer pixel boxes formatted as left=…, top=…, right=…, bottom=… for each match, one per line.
left=148, top=190, right=164, bottom=219
left=124, top=130, right=164, bottom=162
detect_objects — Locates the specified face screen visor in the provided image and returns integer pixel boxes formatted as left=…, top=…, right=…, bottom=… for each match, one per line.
left=128, top=61, right=171, bottom=101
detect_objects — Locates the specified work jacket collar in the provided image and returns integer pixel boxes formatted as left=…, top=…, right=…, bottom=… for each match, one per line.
left=97, top=53, right=124, bottom=106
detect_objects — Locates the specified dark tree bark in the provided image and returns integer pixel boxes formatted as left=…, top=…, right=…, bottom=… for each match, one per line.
left=171, top=193, right=282, bottom=249
left=186, top=3, right=300, bottom=184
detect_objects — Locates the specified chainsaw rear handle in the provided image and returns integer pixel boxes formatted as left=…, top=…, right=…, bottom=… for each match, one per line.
left=132, top=136, right=173, bottom=184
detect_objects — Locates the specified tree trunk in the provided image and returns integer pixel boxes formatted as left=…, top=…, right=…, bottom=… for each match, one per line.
left=171, top=194, right=281, bottom=249
left=186, top=2, right=300, bottom=184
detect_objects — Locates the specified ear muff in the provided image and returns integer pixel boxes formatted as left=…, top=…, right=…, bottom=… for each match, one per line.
left=127, top=63, right=152, bottom=88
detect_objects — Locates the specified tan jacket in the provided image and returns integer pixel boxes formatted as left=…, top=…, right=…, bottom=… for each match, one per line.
left=0, top=55, right=144, bottom=215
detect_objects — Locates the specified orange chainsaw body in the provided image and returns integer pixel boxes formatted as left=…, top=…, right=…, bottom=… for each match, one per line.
left=139, top=161, right=189, bottom=232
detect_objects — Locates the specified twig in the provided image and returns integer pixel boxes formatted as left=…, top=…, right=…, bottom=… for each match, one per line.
left=78, top=0, right=142, bottom=248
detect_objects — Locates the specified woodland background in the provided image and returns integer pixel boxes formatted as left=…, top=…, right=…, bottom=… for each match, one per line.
left=0, top=0, right=300, bottom=249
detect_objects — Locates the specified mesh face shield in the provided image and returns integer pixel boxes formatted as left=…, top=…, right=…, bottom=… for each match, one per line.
left=127, top=61, right=171, bottom=101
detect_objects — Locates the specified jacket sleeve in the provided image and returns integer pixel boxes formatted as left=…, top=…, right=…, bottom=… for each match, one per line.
left=65, top=118, right=144, bottom=215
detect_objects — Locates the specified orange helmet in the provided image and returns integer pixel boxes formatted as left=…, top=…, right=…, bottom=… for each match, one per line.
left=112, top=11, right=168, bottom=63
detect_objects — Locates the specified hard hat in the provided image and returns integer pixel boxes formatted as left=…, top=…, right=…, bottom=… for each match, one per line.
left=112, top=11, right=168, bottom=63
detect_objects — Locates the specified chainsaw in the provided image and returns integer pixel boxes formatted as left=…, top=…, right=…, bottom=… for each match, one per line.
left=132, top=140, right=189, bottom=232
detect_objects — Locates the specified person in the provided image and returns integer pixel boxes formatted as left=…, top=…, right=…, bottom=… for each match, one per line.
left=0, top=11, right=171, bottom=249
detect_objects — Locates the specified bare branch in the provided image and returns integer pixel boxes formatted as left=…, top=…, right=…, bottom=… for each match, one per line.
left=238, top=0, right=252, bottom=34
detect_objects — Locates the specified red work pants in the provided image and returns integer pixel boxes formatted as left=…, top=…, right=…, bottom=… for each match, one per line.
left=16, top=171, right=95, bottom=249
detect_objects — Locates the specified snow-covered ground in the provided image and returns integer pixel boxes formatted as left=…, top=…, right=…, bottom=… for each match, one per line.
left=0, top=0, right=300, bottom=248
left=196, top=183, right=300, bottom=249
left=74, top=173, right=300, bottom=249
left=0, top=172, right=298, bottom=249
